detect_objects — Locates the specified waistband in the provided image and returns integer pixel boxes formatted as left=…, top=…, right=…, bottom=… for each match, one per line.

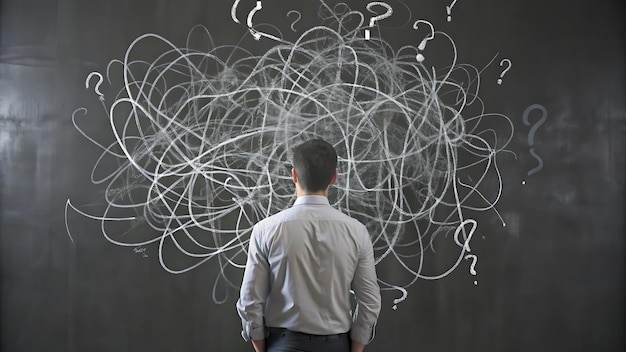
left=267, top=327, right=349, bottom=341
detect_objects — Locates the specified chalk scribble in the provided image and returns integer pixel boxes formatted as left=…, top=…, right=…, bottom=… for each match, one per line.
left=66, top=2, right=513, bottom=304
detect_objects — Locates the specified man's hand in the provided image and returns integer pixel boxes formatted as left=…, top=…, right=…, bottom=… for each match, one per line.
left=351, top=340, right=366, bottom=352
left=251, top=338, right=266, bottom=352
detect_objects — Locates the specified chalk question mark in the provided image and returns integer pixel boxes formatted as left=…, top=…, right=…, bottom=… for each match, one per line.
left=364, top=2, right=393, bottom=40
left=446, top=0, right=458, bottom=22
left=464, top=254, right=478, bottom=285
left=454, top=219, right=479, bottom=285
left=413, top=20, right=435, bottom=62
left=287, top=10, right=301, bottom=32
left=85, top=71, right=104, bottom=101
left=498, top=58, right=512, bottom=84
left=392, top=286, right=408, bottom=310
left=522, top=104, right=547, bottom=177
left=464, top=255, right=477, bottom=275
left=246, top=1, right=263, bottom=40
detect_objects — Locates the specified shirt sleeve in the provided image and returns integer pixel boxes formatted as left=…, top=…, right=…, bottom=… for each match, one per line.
left=350, top=228, right=382, bottom=344
left=236, top=225, right=270, bottom=341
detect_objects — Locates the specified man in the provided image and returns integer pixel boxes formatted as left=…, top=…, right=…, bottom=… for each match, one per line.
left=236, top=138, right=381, bottom=352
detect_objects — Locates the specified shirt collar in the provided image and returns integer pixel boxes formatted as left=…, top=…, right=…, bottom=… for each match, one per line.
left=293, top=195, right=330, bottom=206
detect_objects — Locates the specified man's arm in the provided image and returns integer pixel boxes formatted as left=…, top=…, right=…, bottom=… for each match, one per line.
left=350, top=230, right=382, bottom=347
left=236, top=227, right=270, bottom=344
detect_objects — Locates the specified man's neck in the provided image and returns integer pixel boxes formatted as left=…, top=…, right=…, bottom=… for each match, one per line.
left=296, top=187, right=328, bottom=198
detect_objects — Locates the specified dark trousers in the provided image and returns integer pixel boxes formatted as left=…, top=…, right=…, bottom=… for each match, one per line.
left=266, top=328, right=350, bottom=352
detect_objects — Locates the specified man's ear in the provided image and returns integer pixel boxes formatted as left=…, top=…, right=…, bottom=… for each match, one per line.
left=328, top=170, right=338, bottom=186
left=291, top=168, right=298, bottom=184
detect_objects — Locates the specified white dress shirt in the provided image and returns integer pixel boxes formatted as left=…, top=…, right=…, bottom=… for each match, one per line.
left=236, top=195, right=381, bottom=344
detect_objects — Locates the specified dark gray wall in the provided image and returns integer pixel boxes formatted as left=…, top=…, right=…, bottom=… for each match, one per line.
left=1, top=0, right=624, bottom=351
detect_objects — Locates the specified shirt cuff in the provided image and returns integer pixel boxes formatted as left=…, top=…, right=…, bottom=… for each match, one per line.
left=350, top=322, right=376, bottom=344
left=241, top=321, right=266, bottom=341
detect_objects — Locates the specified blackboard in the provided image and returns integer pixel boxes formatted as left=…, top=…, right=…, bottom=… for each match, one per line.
left=1, top=0, right=624, bottom=351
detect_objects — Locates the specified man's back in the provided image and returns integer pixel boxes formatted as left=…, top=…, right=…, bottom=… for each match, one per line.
left=256, top=195, right=373, bottom=335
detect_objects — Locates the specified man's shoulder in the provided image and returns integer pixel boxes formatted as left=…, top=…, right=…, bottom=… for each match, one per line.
left=329, top=207, right=366, bottom=226
left=255, top=207, right=294, bottom=228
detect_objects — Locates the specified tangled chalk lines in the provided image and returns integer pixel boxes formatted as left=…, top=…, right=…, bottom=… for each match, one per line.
left=67, top=2, right=513, bottom=304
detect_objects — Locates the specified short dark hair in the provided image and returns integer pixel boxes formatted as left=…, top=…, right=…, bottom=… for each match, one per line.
left=292, top=139, right=337, bottom=192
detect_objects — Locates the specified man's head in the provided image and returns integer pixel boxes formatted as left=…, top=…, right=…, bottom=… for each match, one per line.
left=291, top=139, right=338, bottom=194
